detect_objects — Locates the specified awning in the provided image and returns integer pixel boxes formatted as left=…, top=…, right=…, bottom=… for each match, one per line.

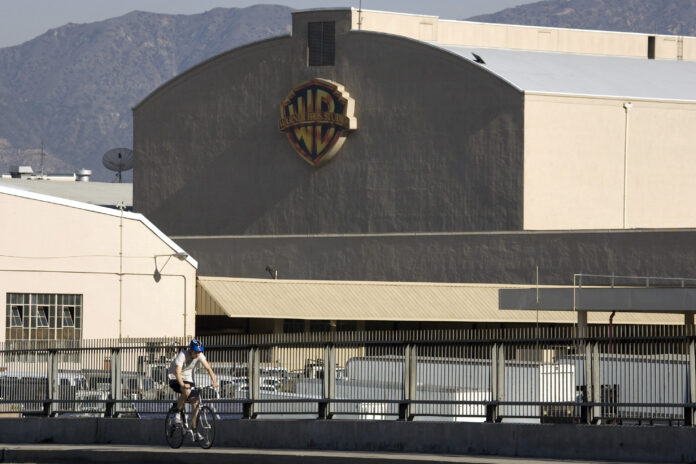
left=196, top=277, right=683, bottom=324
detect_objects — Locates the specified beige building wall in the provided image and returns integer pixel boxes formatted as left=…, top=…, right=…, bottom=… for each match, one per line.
left=624, top=100, right=696, bottom=228
left=656, top=36, right=696, bottom=60
left=351, top=10, right=439, bottom=42
left=524, top=94, right=696, bottom=230
left=438, top=21, right=648, bottom=57
left=351, top=9, right=696, bottom=61
left=0, top=190, right=197, bottom=342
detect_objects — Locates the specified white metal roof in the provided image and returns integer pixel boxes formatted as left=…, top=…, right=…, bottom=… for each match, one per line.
left=0, top=178, right=132, bottom=208
left=0, top=184, right=197, bottom=269
left=197, top=277, right=683, bottom=325
left=438, top=45, right=696, bottom=102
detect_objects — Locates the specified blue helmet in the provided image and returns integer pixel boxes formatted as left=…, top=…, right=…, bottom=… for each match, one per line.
left=189, top=339, right=204, bottom=352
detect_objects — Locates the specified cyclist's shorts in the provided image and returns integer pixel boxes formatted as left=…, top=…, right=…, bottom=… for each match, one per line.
left=169, top=380, right=195, bottom=394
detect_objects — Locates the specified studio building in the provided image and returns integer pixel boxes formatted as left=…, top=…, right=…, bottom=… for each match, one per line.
left=0, top=185, right=197, bottom=344
left=132, top=9, right=696, bottom=334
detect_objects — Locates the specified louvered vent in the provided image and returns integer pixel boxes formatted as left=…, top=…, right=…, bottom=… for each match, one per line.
left=308, top=21, right=335, bottom=66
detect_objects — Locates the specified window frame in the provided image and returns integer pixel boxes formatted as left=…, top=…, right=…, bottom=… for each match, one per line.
left=5, top=293, right=82, bottom=341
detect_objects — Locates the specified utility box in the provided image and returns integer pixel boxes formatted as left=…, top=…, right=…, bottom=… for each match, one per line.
left=540, top=362, right=576, bottom=420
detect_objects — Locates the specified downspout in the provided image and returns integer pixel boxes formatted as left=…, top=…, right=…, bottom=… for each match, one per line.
left=622, top=102, right=632, bottom=229
left=182, top=275, right=187, bottom=338
left=154, top=253, right=190, bottom=338
left=609, top=311, right=616, bottom=354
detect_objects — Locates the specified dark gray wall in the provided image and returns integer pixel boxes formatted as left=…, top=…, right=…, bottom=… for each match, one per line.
left=133, top=22, right=524, bottom=237
left=176, top=229, right=696, bottom=284
left=134, top=13, right=694, bottom=288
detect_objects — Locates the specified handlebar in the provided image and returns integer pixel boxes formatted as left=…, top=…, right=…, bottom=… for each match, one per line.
left=191, top=385, right=220, bottom=399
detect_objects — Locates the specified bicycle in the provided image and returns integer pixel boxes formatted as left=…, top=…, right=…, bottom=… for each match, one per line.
left=164, top=386, right=218, bottom=449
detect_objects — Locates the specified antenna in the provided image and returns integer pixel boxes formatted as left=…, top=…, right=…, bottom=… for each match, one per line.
left=358, top=0, right=363, bottom=30
left=40, top=139, right=45, bottom=177
left=102, top=147, right=134, bottom=183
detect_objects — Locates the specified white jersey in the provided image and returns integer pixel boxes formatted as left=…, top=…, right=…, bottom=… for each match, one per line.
left=167, top=349, right=206, bottom=383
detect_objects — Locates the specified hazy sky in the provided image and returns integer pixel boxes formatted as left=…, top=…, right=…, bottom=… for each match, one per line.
left=0, top=0, right=539, bottom=48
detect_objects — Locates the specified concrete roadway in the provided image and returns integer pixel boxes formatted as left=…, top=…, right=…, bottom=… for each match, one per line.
left=0, top=445, right=666, bottom=464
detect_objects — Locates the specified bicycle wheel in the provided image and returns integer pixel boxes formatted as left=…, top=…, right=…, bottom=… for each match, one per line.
left=164, top=409, right=185, bottom=449
left=196, top=405, right=216, bottom=449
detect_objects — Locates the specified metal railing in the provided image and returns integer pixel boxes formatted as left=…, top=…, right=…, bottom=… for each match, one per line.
left=574, top=273, right=696, bottom=289
left=1, top=326, right=694, bottom=424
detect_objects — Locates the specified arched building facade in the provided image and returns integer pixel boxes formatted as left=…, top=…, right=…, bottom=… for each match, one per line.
left=133, top=9, right=696, bottom=332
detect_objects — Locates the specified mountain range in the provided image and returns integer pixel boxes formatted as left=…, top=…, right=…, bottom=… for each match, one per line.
left=0, top=5, right=292, bottom=181
left=470, top=0, right=696, bottom=36
left=0, top=1, right=694, bottom=180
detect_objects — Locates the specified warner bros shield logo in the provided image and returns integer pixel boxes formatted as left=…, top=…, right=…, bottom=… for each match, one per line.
left=279, top=78, right=357, bottom=167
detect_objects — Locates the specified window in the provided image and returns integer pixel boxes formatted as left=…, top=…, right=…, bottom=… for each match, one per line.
left=9, top=306, right=23, bottom=327
left=63, top=307, right=75, bottom=327
left=37, top=306, right=49, bottom=328
left=5, top=293, right=82, bottom=341
left=308, top=21, right=335, bottom=66
left=648, top=36, right=655, bottom=59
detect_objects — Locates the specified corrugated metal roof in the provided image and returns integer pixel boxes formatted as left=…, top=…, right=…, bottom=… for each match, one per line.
left=0, top=178, right=132, bottom=208
left=197, top=277, right=683, bottom=325
left=437, top=45, right=696, bottom=102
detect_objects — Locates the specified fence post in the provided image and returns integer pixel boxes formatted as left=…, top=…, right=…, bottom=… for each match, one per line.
left=243, top=346, right=259, bottom=419
left=582, top=342, right=594, bottom=424
left=44, top=350, right=58, bottom=417
left=399, top=344, right=417, bottom=421
left=107, top=348, right=121, bottom=418
left=319, top=344, right=336, bottom=419
left=688, top=340, right=696, bottom=426
left=591, top=343, right=601, bottom=423
left=487, top=344, right=504, bottom=422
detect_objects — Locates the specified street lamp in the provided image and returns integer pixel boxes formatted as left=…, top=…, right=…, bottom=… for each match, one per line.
left=154, top=252, right=189, bottom=282
left=152, top=252, right=191, bottom=337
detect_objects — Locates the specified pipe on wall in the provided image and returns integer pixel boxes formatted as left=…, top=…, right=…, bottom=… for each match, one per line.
left=622, top=101, right=633, bottom=229
left=0, top=268, right=190, bottom=339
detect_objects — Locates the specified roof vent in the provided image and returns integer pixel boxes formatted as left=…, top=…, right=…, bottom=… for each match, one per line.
left=9, top=165, right=34, bottom=178
left=76, top=169, right=92, bottom=182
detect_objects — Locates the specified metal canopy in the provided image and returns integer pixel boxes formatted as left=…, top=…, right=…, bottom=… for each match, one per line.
left=499, top=287, right=696, bottom=313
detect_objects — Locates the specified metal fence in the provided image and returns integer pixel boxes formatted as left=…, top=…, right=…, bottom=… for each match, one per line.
left=0, top=325, right=694, bottom=424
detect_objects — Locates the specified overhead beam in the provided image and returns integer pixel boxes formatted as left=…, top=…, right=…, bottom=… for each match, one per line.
left=499, top=287, right=696, bottom=312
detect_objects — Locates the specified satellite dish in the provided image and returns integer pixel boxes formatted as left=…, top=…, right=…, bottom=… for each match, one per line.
left=102, top=148, right=134, bottom=183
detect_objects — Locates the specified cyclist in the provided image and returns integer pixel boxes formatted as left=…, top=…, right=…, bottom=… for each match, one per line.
left=167, top=339, right=218, bottom=441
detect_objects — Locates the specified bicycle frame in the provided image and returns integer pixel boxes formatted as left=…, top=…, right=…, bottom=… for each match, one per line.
left=165, top=386, right=218, bottom=449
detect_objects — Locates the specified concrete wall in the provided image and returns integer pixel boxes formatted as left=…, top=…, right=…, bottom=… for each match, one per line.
left=133, top=26, right=524, bottom=236
left=177, top=229, right=696, bottom=284
left=0, top=191, right=197, bottom=341
left=1, top=418, right=695, bottom=462
left=524, top=94, right=696, bottom=230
